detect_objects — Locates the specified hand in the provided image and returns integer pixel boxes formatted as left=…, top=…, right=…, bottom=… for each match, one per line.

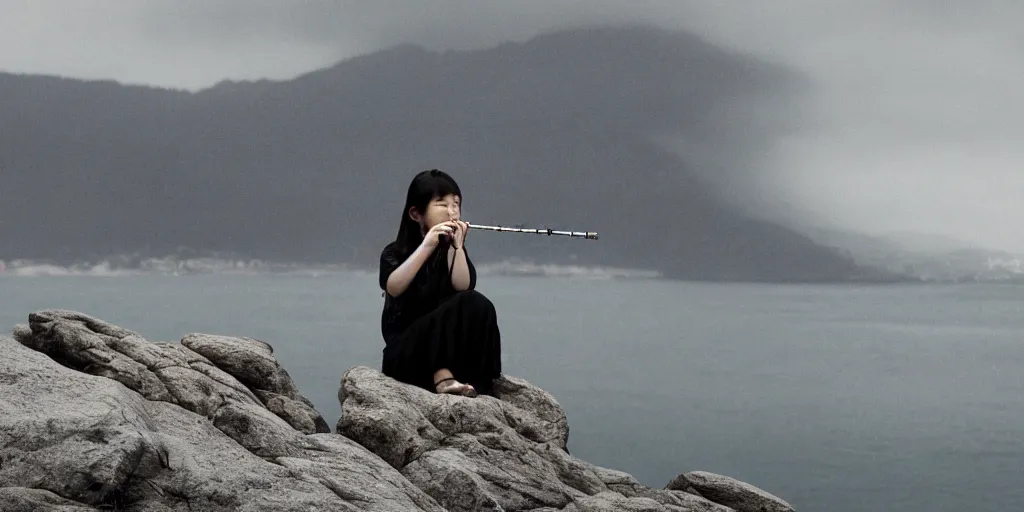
left=450, top=220, right=469, bottom=249
left=422, top=222, right=455, bottom=250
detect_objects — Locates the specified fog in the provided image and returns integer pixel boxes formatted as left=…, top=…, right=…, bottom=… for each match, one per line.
left=3, top=0, right=1021, bottom=252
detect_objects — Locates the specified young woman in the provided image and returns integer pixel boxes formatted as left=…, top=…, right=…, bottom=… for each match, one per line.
left=378, top=169, right=502, bottom=397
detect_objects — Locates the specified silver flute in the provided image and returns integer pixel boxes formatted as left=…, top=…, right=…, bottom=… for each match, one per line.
left=466, top=222, right=598, bottom=240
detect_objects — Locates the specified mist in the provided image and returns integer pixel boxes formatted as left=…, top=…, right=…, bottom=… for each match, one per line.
left=2, top=0, right=1021, bottom=252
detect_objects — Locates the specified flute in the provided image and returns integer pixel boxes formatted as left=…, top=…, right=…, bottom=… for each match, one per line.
left=467, top=222, right=598, bottom=240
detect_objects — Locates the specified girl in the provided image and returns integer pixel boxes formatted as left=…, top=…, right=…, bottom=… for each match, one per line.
left=378, top=169, right=502, bottom=397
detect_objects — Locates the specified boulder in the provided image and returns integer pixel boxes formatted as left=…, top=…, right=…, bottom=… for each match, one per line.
left=590, top=468, right=734, bottom=511
left=667, top=471, right=794, bottom=512
left=182, top=333, right=330, bottom=434
left=0, top=335, right=444, bottom=511
left=15, top=310, right=329, bottom=437
left=336, top=365, right=751, bottom=512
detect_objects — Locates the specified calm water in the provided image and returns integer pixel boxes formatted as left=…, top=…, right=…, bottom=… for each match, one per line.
left=2, top=273, right=1022, bottom=511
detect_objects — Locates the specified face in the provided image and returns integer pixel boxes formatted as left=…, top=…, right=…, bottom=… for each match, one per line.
left=411, top=193, right=461, bottom=233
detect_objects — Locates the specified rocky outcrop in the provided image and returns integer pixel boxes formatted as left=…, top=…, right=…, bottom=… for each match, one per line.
left=14, top=310, right=330, bottom=437
left=180, top=332, right=330, bottom=434
left=336, top=366, right=790, bottom=512
left=0, top=330, right=443, bottom=511
left=3, top=310, right=795, bottom=511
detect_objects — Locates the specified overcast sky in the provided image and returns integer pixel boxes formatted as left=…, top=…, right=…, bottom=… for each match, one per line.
left=3, top=0, right=1022, bottom=252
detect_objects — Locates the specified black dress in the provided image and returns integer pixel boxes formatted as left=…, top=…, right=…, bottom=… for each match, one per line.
left=378, top=239, right=502, bottom=395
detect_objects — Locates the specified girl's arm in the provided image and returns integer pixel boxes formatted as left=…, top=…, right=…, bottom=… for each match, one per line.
left=385, top=222, right=456, bottom=296
left=449, top=245, right=473, bottom=290
left=385, top=243, right=434, bottom=297
left=448, top=220, right=475, bottom=291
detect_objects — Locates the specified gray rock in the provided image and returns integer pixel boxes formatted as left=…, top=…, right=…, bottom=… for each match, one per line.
left=664, top=491, right=738, bottom=512
left=595, top=468, right=734, bottom=511
left=210, top=400, right=318, bottom=458
left=667, top=471, right=794, bottom=512
left=0, top=335, right=443, bottom=511
left=402, top=443, right=573, bottom=511
left=590, top=465, right=647, bottom=496
left=492, top=373, right=570, bottom=449
left=179, top=333, right=291, bottom=395
left=15, top=310, right=175, bottom=402
left=255, top=388, right=331, bottom=435
left=0, top=487, right=97, bottom=511
left=275, top=434, right=447, bottom=512
left=180, top=331, right=288, bottom=387
left=571, top=491, right=671, bottom=512
left=335, top=365, right=447, bottom=468
left=182, top=332, right=330, bottom=434
left=15, top=310, right=329, bottom=438
left=6, top=310, right=795, bottom=512
left=15, top=310, right=261, bottom=410
left=337, top=366, right=588, bottom=509
left=337, top=365, right=767, bottom=512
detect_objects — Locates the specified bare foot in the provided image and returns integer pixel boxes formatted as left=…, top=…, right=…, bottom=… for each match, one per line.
left=434, top=377, right=477, bottom=397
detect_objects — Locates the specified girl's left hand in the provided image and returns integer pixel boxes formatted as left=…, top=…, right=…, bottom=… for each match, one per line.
left=451, top=220, right=469, bottom=249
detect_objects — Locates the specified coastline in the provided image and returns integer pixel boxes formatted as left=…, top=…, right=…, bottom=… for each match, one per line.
left=1, top=309, right=796, bottom=511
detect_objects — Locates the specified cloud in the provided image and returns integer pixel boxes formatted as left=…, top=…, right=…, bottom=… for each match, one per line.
left=1, top=0, right=1021, bottom=251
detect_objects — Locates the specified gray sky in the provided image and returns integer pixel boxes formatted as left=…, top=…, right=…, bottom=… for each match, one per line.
left=3, top=0, right=1022, bottom=252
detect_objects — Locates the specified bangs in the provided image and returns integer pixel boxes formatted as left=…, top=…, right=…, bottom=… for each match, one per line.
left=423, top=173, right=462, bottom=201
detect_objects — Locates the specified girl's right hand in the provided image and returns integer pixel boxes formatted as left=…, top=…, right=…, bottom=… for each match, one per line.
left=422, top=222, right=455, bottom=249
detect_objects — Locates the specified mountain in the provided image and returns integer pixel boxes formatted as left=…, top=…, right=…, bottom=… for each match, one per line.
left=802, top=227, right=1024, bottom=283
left=0, top=25, right=898, bottom=282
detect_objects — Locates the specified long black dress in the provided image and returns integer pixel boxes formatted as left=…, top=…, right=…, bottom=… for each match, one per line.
left=378, top=239, right=502, bottom=395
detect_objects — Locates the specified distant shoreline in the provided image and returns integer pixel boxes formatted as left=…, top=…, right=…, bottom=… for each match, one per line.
left=1, top=254, right=1019, bottom=285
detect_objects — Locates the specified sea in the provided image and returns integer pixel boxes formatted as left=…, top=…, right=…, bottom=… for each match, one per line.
left=1, top=268, right=1022, bottom=512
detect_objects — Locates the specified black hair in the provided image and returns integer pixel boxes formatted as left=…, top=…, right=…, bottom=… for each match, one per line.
left=393, top=169, right=462, bottom=255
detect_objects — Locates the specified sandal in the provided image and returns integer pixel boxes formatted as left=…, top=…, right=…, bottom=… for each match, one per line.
left=434, top=377, right=477, bottom=397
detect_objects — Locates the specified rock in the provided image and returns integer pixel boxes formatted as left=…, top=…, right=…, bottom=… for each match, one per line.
left=0, top=487, right=97, bottom=511
left=15, top=310, right=330, bottom=437
left=591, top=465, right=647, bottom=495
left=660, top=491, right=737, bottom=512
left=15, top=310, right=261, bottom=410
left=592, top=468, right=734, bottom=511
left=337, top=365, right=762, bottom=512
left=667, top=471, right=794, bottom=512
left=15, top=310, right=176, bottom=402
left=255, top=388, right=332, bottom=434
left=0, top=335, right=444, bottom=511
left=491, top=373, right=570, bottom=449
left=182, top=332, right=330, bottom=434
left=179, top=333, right=291, bottom=395
left=274, top=434, right=446, bottom=512
left=571, top=491, right=669, bottom=512
left=6, top=310, right=796, bottom=512
left=210, top=400, right=317, bottom=458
